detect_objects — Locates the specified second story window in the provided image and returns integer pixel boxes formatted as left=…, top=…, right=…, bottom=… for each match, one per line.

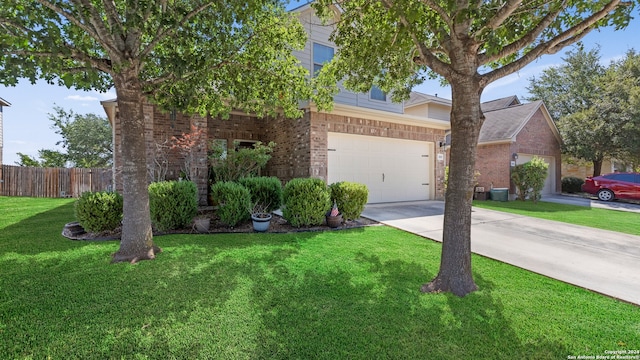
left=370, top=86, right=387, bottom=101
left=313, top=43, right=334, bottom=75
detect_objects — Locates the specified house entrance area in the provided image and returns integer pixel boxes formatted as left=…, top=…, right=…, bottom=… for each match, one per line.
left=327, top=133, right=434, bottom=203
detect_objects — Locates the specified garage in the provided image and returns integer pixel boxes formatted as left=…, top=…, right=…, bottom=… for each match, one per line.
left=516, top=154, right=556, bottom=195
left=327, top=133, right=434, bottom=203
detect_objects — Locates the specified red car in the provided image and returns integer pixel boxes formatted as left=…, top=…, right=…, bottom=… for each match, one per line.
left=581, top=172, right=640, bottom=201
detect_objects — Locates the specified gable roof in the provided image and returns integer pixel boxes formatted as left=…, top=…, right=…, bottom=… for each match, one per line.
left=479, top=100, right=561, bottom=144
left=406, top=91, right=452, bottom=108
left=0, top=97, right=10, bottom=107
left=480, top=95, right=520, bottom=112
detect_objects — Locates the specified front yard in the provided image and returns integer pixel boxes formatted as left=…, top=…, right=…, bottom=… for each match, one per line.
left=1, top=196, right=638, bottom=359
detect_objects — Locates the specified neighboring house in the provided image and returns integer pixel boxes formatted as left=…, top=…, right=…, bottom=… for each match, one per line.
left=405, top=93, right=562, bottom=198
left=103, top=4, right=450, bottom=205
left=477, top=96, right=562, bottom=197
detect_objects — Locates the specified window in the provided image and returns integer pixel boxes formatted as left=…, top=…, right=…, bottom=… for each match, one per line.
left=211, top=139, right=227, bottom=159
left=370, top=86, right=387, bottom=101
left=313, top=43, right=334, bottom=75
left=608, top=173, right=636, bottom=183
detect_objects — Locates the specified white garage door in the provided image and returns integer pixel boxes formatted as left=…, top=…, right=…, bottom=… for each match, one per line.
left=517, top=154, right=556, bottom=195
left=327, top=133, right=433, bottom=203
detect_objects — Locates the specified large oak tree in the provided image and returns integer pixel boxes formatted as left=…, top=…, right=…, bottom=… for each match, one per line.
left=313, top=0, right=636, bottom=296
left=1, top=0, right=313, bottom=263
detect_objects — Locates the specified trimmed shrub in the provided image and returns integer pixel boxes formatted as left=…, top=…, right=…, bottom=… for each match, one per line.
left=329, top=181, right=368, bottom=221
left=511, top=156, right=549, bottom=202
left=148, top=180, right=198, bottom=231
left=75, top=191, right=123, bottom=232
left=283, top=178, right=331, bottom=227
left=562, top=176, right=584, bottom=193
left=210, top=181, right=251, bottom=227
left=238, top=176, right=283, bottom=212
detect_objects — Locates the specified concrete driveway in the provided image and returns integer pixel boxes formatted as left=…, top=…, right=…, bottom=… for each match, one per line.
left=361, top=200, right=640, bottom=305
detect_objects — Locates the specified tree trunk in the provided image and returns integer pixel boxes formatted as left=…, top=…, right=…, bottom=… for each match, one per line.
left=421, top=79, right=483, bottom=297
left=592, top=158, right=603, bottom=177
left=111, top=68, right=161, bottom=264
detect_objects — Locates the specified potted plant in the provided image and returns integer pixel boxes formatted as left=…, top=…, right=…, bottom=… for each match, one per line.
left=193, top=214, right=211, bottom=233
left=251, top=203, right=272, bottom=232
left=326, top=202, right=343, bottom=228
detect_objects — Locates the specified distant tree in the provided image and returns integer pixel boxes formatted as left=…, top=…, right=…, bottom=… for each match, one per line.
left=1, top=0, right=315, bottom=263
left=48, top=107, right=112, bottom=168
left=528, top=48, right=640, bottom=175
left=15, top=149, right=67, bottom=167
left=312, top=0, right=635, bottom=296
left=599, top=50, right=640, bottom=169
left=38, top=149, right=68, bottom=167
left=15, top=152, right=42, bottom=167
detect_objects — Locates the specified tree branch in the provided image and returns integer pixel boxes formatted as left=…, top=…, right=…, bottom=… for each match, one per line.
left=73, top=0, right=121, bottom=54
left=475, top=0, right=522, bottom=36
left=379, top=0, right=452, bottom=78
left=478, top=1, right=567, bottom=65
left=480, top=1, right=625, bottom=87
left=140, top=2, right=214, bottom=59
left=36, top=0, right=101, bottom=46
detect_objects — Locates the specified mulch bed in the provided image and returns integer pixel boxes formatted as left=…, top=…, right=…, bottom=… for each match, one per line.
left=63, top=211, right=380, bottom=241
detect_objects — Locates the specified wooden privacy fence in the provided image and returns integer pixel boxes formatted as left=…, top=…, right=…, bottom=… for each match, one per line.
left=0, top=165, right=113, bottom=198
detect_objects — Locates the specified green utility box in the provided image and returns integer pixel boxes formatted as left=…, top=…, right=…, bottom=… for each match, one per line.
left=490, top=188, right=509, bottom=202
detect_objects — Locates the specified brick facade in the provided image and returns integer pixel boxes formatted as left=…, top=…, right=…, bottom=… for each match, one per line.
left=473, top=107, right=562, bottom=194
left=514, top=108, right=562, bottom=193
left=475, top=143, right=513, bottom=190
left=108, top=102, right=448, bottom=203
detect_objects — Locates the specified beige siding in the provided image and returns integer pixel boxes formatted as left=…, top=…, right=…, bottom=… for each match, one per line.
left=404, top=102, right=451, bottom=121
left=295, top=7, right=403, bottom=114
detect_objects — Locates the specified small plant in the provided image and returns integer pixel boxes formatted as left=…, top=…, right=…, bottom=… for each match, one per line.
left=148, top=180, right=198, bottom=231
left=328, top=181, right=368, bottom=221
left=250, top=202, right=271, bottom=218
left=210, top=181, right=252, bottom=227
left=562, top=176, right=584, bottom=193
left=511, top=156, right=549, bottom=202
left=283, top=178, right=331, bottom=227
left=238, top=176, right=283, bottom=212
left=209, top=141, right=276, bottom=182
left=171, top=124, right=208, bottom=181
left=74, top=191, right=123, bottom=232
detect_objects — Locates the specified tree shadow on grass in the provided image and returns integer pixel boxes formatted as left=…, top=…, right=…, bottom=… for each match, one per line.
left=0, top=200, right=94, bottom=255
left=0, top=224, right=569, bottom=359
left=255, top=253, right=569, bottom=359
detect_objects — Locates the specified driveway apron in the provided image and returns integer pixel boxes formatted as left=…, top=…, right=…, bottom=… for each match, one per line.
left=362, top=201, right=640, bottom=305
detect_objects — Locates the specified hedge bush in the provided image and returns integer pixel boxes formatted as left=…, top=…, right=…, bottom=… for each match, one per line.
left=238, top=176, right=283, bottom=212
left=511, top=157, right=549, bottom=202
left=283, top=178, right=331, bottom=227
left=148, top=180, right=198, bottom=231
left=75, top=191, right=123, bottom=232
left=210, top=181, right=251, bottom=227
left=329, top=181, right=368, bottom=220
left=562, top=176, right=584, bottom=193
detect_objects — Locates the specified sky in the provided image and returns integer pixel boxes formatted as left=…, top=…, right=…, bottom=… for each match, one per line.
left=1, top=16, right=639, bottom=166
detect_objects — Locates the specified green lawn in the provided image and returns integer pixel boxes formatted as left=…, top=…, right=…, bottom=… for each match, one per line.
left=473, top=199, right=640, bottom=236
left=1, top=196, right=639, bottom=359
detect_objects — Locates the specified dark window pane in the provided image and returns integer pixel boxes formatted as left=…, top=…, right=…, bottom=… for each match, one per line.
left=313, top=43, right=334, bottom=75
left=370, top=86, right=386, bottom=101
